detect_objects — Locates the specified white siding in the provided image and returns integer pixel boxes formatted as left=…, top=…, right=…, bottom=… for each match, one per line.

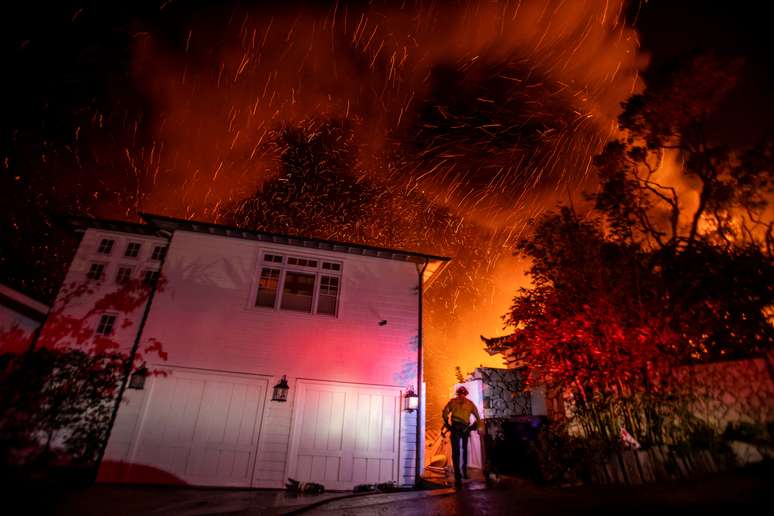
left=37, top=228, right=168, bottom=355
left=100, top=229, right=420, bottom=488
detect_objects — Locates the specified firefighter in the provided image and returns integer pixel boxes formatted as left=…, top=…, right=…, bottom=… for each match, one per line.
left=442, top=385, right=480, bottom=486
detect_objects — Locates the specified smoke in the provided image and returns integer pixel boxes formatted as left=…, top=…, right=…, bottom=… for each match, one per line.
left=129, top=0, right=643, bottom=218
left=124, top=0, right=645, bottom=430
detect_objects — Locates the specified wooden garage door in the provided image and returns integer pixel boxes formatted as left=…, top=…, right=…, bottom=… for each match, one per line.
left=127, top=368, right=267, bottom=487
left=289, top=381, right=401, bottom=490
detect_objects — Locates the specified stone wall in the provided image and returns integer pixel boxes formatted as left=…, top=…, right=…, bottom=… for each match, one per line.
left=673, top=353, right=774, bottom=431
left=473, top=367, right=531, bottom=419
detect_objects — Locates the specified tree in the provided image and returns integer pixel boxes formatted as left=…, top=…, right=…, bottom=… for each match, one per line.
left=0, top=277, right=167, bottom=474
left=503, top=54, right=774, bottom=444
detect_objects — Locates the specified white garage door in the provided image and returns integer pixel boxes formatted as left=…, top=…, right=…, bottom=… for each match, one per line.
left=289, top=381, right=401, bottom=490
left=127, top=368, right=268, bottom=487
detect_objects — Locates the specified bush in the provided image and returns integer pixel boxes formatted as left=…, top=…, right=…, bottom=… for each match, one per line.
left=529, top=422, right=613, bottom=485
left=0, top=348, right=126, bottom=475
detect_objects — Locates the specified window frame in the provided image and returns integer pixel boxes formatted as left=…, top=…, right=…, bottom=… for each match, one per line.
left=115, top=265, right=134, bottom=285
left=87, top=262, right=107, bottom=281
left=96, top=313, right=118, bottom=336
left=151, top=245, right=167, bottom=261
left=97, top=238, right=115, bottom=255
left=124, top=241, right=142, bottom=259
left=142, top=269, right=160, bottom=286
left=251, top=251, right=343, bottom=317
left=255, top=266, right=282, bottom=309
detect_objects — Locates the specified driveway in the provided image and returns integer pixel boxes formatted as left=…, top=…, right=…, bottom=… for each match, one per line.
left=13, top=462, right=773, bottom=515
left=307, top=462, right=774, bottom=515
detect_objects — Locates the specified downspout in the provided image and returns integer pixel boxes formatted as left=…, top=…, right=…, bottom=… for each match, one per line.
left=415, top=258, right=429, bottom=485
left=92, top=229, right=173, bottom=481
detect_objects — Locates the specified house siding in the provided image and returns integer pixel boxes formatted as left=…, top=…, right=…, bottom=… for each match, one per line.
left=0, top=284, right=48, bottom=354
left=37, top=228, right=168, bottom=356
left=97, top=229, right=421, bottom=488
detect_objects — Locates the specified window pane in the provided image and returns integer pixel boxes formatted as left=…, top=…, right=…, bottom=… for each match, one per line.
left=116, top=267, right=132, bottom=284
left=97, top=314, right=116, bottom=335
left=256, top=268, right=280, bottom=307
left=317, top=275, right=339, bottom=315
left=281, top=272, right=315, bottom=312
left=152, top=246, right=167, bottom=260
left=125, top=242, right=141, bottom=258
left=98, top=239, right=114, bottom=254
left=87, top=263, right=104, bottom=280
left=143, top=270, right=159, bottom=286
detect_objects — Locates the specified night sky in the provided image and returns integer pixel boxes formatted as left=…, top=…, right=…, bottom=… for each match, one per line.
left=1, top=0, right=772, bottom=303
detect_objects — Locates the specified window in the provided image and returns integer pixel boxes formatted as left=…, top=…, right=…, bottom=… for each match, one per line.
left=254, top=254, right=342, bottom=316
left=97, top=238, right=115, bottom=255
left=87, top=263, right=105, bottom=281
left=96, top=314, right=117, bottom=336
left=143, top=270, right=160, bottom=286
left=256, top=268, right=280, bottom=307
left=287, top=257, right=317, bottom=268
left=281, top=272, right=315, bottom=312
left=317, top=276, right=339, bottom=315
left=115, top=267, right=133, bottom=284
left=151, top=245, right=167, bottom=261
left=322, top=261, right=341, bottom=271
left=125, top=242, right=141, bottom=258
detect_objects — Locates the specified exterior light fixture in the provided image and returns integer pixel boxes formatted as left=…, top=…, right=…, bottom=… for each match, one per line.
left=404, top=385, right=419, bottom=412
left=272, top=375, right=290, bottom=402
left=128, top=365, right=148, bottom=390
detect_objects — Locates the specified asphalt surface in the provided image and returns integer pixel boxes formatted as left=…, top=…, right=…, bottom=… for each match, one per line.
left=307, top=463, right=774, bottom=515
left=6, top=462, right=772, bottom=515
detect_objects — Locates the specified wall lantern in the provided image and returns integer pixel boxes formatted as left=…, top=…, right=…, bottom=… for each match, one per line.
left=404, top=386, right=419, bottom=412
left=128, top=365, right=148, bottom=390
left=272, top=375, right=290, bottom=402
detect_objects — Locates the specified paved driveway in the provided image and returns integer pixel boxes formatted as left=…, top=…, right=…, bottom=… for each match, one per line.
left=12, top=462, right=773, bottom=515
left=307, top=463, right=774, bottom=515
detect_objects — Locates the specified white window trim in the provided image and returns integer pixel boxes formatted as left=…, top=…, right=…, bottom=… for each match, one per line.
left=250, top=250, right=343, bottom=317
left=87, top=261, right=109, bottom=282
left=151, top=245, right=168, bottom=261
left=96, top=312, right=119, bottom=336
left=115, top=264, right=135, bottom=284
left=124, top=241, right=143, bottom=259
left=141, top=268, right=161, bottom=286
left=97, top=237, right=115, bottom=256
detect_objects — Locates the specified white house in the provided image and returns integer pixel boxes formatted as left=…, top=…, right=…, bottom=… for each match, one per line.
left=0, top=283, right=49, bottom=355
left=39, top=213, right=449, bottom=489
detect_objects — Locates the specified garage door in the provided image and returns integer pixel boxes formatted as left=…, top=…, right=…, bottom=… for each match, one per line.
left=127, top=368, right=268, bottom=487
left=288, top=381, right=401, bottom=490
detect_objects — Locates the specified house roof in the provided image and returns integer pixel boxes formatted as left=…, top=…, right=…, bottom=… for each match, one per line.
left=0, top=283, right=49, bottom=322
left=138, top=212, right=451, bottom=265
left=61, top=215, right=168, bottom=238
left=59, top=213, right=451, bottom=278
left=481, top=333, right=528, bottom=369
